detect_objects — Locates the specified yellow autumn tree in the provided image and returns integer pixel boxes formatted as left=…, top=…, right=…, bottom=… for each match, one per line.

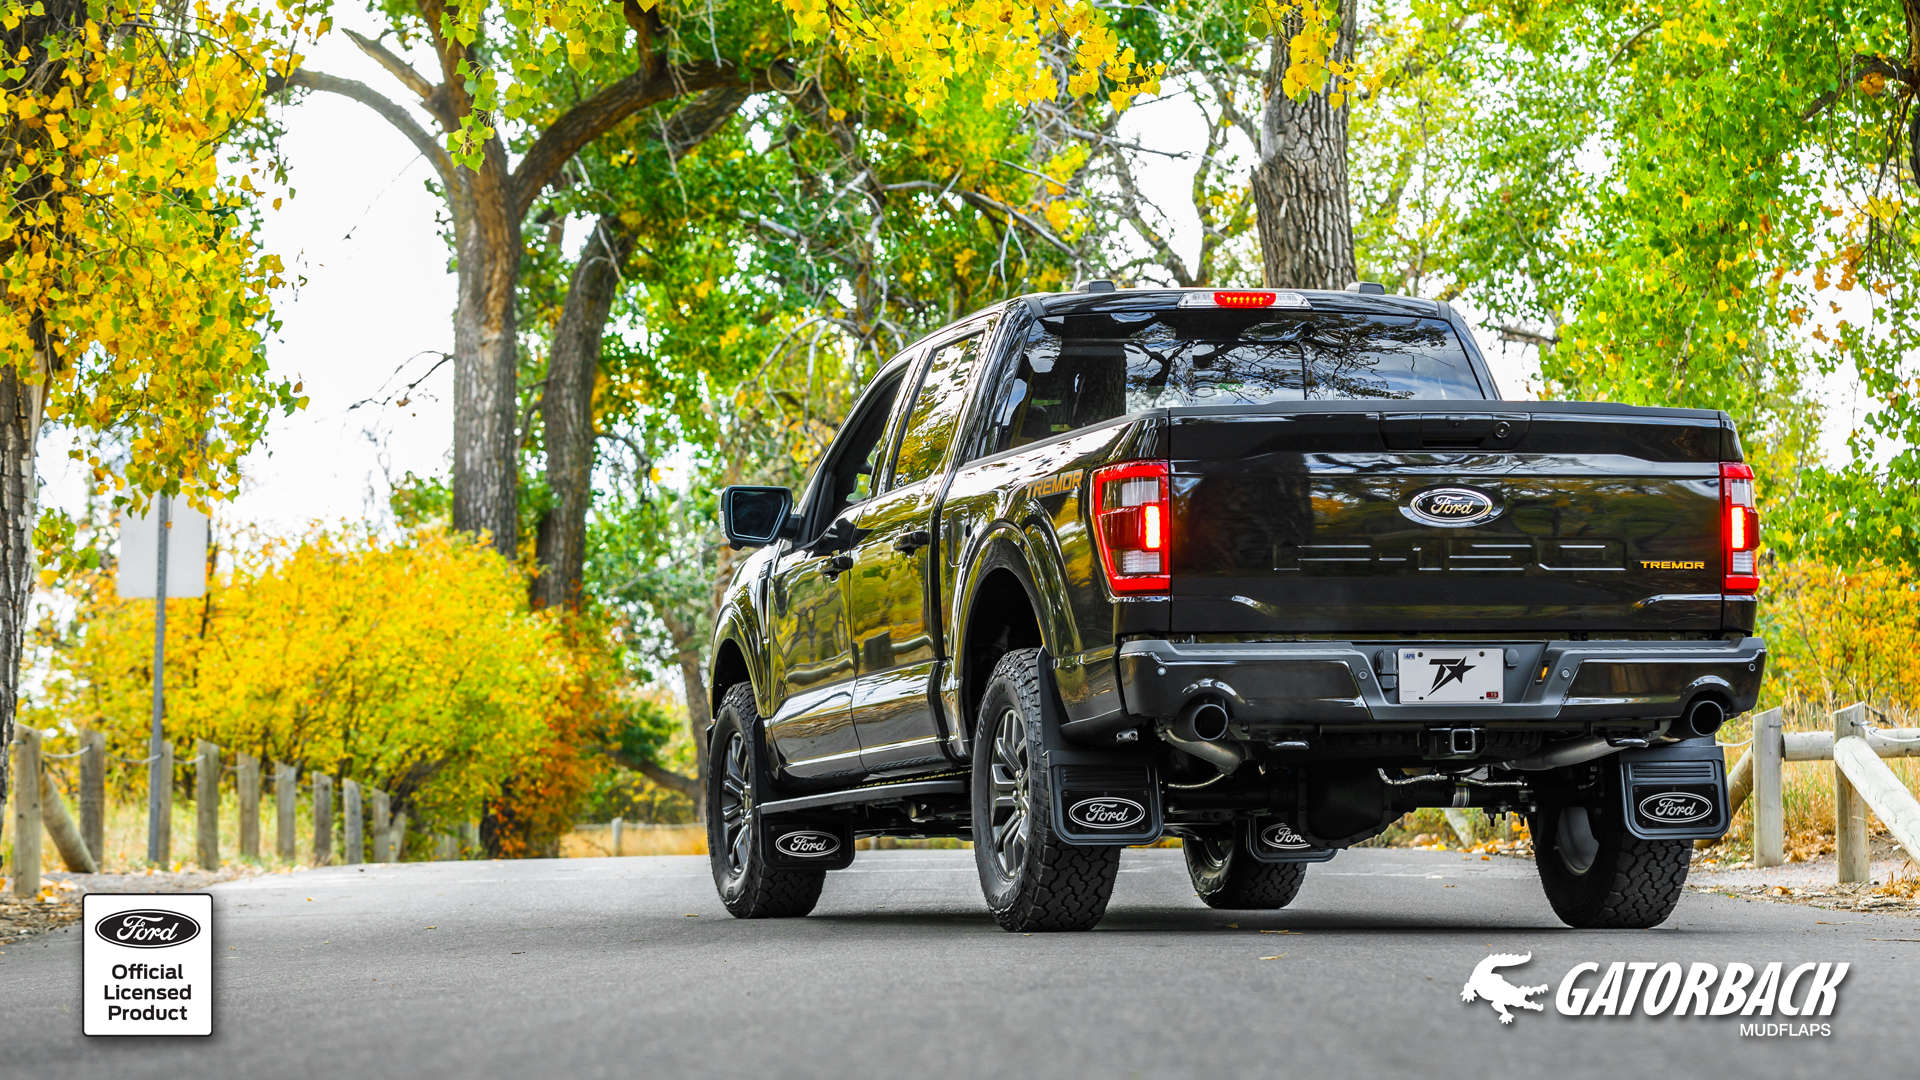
left=1, top=0, right=315, bottom=837
left=30, top=525, right=613, bottom=835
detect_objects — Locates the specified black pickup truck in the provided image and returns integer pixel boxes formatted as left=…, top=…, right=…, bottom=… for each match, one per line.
left=707, top=283, right=1763, bottom=932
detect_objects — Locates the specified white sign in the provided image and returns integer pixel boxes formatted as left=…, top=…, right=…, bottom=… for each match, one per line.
left=116, top=497, right=209, bottom=599
left=83, top=893, right=214, bottom=1036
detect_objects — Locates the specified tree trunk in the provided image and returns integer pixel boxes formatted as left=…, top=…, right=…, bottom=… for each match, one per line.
left=0, top=359, right=45, bottom=867
left=1251, top=0, right=1359, bottom=290
left=533, top=219, right=632, bottom=610
left=451, top=201, right=524, bottom=559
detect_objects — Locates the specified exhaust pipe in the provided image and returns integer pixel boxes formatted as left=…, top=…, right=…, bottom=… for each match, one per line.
left=1678, top=697, right=1727, bottom=739
left=1176, top=699, right=1231, bottom=742
left=1158, top=698, right=1242, bottom=775
left=1506, top=736, right=1622, bottom=772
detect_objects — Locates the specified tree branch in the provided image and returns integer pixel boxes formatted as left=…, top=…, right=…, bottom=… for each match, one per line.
left=605, top=748, right=700, bottom=799
left=511, top=61, right=750, bottom=220
left=1496, top=324, right=1559, bottom=349
left=279, top=68, right=458, bottom=193
left=343, top=29, right=443, bottom=118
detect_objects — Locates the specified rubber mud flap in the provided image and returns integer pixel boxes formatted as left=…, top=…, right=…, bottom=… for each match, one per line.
left=759, top=816, right=856, bottom=870
left=1049, top=765, right=1163, bottom=845
left=1245, top=816, right=1337, bottom=864
left=1614, top=741, right=1729, bottom=841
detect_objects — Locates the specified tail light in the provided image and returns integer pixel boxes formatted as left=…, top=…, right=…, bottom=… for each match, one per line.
left=1092, top=460, right=1170, bottom=594
left=1721, top=462, right=1759, bottom=593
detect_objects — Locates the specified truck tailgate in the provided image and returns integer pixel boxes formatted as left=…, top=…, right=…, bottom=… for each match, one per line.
left=1169, top=402, right=1737, bottom=635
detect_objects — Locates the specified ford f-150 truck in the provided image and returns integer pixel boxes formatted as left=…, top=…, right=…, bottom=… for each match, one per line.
left=707, top=282, right=1763, bottom=932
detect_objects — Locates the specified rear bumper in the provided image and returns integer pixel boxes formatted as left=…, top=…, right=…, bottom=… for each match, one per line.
left=1115, top=636, right=1765, bottom=729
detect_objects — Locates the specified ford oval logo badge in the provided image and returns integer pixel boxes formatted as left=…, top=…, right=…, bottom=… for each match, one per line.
left=1638, top=791, right=1714, bottom=824
left=1406, top=487, right=1498, bottom=527
left=1260, top=821, right=1312, bottom=850
left=773, top=830, right=841, bottom=858
left=94, top=909, right=201, bottom=949
left=1067, top=797, right=1146, bottom=830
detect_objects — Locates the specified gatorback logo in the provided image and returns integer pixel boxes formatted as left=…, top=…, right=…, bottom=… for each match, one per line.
left=1406, top=487, right=1498, bottom=527
left=1066, top=797, right=1146, bottom=831
left=1638, top=791, right=1714, bottom=824
left=773, top=830, right=841, bottom=858
left=94, top=909, right=200, bottom=949
left=1460, top=952, right=1850, bottom=1035
left=1260, top=821, right=1312, bottom=850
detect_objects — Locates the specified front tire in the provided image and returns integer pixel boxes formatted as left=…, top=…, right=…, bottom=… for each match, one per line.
left=1184, top=826, right=1308, bottom=910
left=970, top=648, right=1120, bottom=931
left=707, top=684, right=825, bottom=919
left=1532, top=801, right=1689, bottom=928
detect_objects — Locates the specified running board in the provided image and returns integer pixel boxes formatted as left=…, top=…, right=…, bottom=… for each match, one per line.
left=759, top=778, right=968, bottom=816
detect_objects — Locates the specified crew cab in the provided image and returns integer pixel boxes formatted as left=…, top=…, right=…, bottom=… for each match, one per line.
left=705, top=283, right=1762, bottom=931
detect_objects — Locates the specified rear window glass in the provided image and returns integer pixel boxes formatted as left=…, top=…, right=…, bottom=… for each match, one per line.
left=982, top=308, right=1485, bottom=451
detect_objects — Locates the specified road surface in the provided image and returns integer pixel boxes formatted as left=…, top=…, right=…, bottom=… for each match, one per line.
left=5, top=848, right=1918, bottom=1078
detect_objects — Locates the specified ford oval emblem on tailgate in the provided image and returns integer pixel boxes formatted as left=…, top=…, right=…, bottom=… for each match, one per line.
left=1406, top=487, right=1498, bottom=527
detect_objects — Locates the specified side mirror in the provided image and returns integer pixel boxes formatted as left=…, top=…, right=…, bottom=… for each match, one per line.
left=720, top=486, right=794, bottom=548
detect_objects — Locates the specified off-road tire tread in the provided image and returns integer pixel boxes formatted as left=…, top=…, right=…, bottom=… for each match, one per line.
left=1533, top=804, right=1690, bottom=929
left=1187, top=836, right=1308, bottom=910
left=711, top=683, right=826, bottom=919
left=975, top=648, right=1120, bottom=932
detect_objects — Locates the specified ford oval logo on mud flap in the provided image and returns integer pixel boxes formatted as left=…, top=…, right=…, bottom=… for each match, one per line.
left=1260, top=821, right=1312, bottom=850
left=1406, top=487, right=1498, bottom=527
left=1638, top=791, right=1713, bottom=824
left=774, top=830, right=841, bottom=858
left=1067, top=797, right=1146, bottom=830
left=94, top=909, right=200, bottom=949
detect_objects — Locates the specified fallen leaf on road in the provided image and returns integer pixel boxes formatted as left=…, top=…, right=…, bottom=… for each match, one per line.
left=424, top=925, right=437, bottom=930
left=1259, top=954, right=1286, bottom=960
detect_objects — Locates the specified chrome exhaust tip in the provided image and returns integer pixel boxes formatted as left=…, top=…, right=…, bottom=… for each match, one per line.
left=1157, top=698, right=1241, bottom=775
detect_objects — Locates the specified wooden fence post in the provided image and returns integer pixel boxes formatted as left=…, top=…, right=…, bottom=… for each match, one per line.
left=154, top=740, right=173, bottom=867
left=312, top=774, right=333, bottom=865
left=39, top=766, right=98, bottom=873
left=435, top=832, right=457, bottom=861
left=611, top=817, right=623, bottom=857
left=236, top=754, right=260, bottom=860
left=342, top=780, right=363, bottom=865
left=274, top=762, right=297, bottom=860
left=1835, top=703, right=1869, bottom=883
left=1752, top=707, right=1784, bottom=868
left=388, top=807, right=408, bottom=863
left=195, top=740, right=221, bottom=869
left=79, top=730, right=105, bottom=864
left=459, top=819, right=478, bottom=856
left=10, top=727, right=42, bottom=897
left=370, top=789, right=390, bottom=864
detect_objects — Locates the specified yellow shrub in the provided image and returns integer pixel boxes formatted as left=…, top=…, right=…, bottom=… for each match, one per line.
left=30, top=525, right=596, bottom=833
left=1759, top=558, right=1920, bottom=710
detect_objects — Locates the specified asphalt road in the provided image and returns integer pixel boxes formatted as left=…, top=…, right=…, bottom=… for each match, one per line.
left=4, top=848, right=1918, bottom=1079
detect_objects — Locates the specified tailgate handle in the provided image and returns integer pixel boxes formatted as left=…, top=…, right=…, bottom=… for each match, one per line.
left=1380, top=413, right=1529, bottom=450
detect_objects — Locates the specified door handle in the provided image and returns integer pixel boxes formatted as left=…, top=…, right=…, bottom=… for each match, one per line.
left=824, top=553, right=855, bottom=577
left=892, top=529, right=931, bottom=554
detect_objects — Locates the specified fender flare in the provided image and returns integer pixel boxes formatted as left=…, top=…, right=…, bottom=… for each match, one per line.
left=709, top=599, right=771, bottom=738
left=948, top=521, right=1081, bottom=742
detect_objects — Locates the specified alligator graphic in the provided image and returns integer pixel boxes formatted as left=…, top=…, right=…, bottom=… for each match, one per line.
left=1461, top=952, right=1550, bottom=1025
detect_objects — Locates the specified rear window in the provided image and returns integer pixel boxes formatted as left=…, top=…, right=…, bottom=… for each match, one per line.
left=981, top=308, right=1485, bottom=452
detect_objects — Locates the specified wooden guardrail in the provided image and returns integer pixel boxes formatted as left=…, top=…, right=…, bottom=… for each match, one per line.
left=1716, top=702, right=1920, bottom=881
left=6, top=727, right=470, bottom=897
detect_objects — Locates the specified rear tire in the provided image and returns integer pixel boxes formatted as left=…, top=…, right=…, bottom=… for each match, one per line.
left=1184, top=826, right=1308, bottom=910
left=1532, top=801, right=1689, bottom=928
left=970, top=648, right=1120, bottom=931
left=707, top=684, right=825, bottom=919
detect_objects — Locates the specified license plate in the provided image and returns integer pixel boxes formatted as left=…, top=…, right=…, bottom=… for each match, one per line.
left=1399, top=648, right=1503, bottom=704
